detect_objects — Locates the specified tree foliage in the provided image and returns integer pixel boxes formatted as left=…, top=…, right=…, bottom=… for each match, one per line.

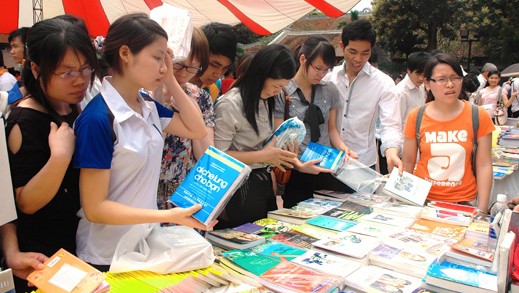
left=371, top=0, right=519, bottom=66
left=371, top=0, right=461, bottom=58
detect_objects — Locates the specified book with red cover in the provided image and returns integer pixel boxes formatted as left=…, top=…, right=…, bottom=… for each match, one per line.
left=259, top=260, right=340, bottom=293
left=427, top=201, right=478, bottom=217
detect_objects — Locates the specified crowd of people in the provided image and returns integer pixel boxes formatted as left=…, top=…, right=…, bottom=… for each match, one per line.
left=0, top=14, right=518, bottom=292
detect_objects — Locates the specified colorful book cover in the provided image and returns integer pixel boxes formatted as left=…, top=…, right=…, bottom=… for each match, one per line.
left=344, top=265, right=422, bottom=293
left=425, top=261, right=497, bottom=292
left=337, top=201, right=373, bottom=214
left=451, top=239, right=494, bottom=261
left=297, top=198, right=342, bottom=211
left=383, top=168, right=431, bottom=206
left=426, top=201, right=478, bottom=217
left=208, top=229, right=264, bottom=244
left=369, top=243, right=439, bottom=277
left=346, top=192, right=392, bottom=206
left=386, top=230, right=450, bottom=256
left=361, top=212, right=416, bottom=228
left=169, top=146, right=251, bottom=226
left=253, top=218, right=293, bottom=239
left=306, top=215, right=358, bottom=232
left=290, top=250, right=361, bottom=279
left=312, top=232, right=380, bottom=259
left=232, top=222, right=264, bottom=234
left=259, top=261, right=340, bottom=293
left=421, top=206, right=473, bottom=226
left=221, top=250, right=280, bottom=276
left=289, top=224, right=339, bottom=240
left=373, top=202, right=423, bottom=219
left=27, top=248, right=106, bottom=293
left=270, top=231, right=318, bottom=249
left=249, top=241, right=306, bottom=261
left=410, top=218, right=466, bottom=241
left=347, top=221, right=405, bottom=238
left=300, top=142, right=345, bottom=172
left=322, top=207, right=368, bottom=222
left=263, top=117, right=306, bottom=148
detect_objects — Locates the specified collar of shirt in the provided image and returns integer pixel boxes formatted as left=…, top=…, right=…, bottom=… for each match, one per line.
left=100, top=76, right=153, bottom=122
left=402, top=74, right=419, bottom=90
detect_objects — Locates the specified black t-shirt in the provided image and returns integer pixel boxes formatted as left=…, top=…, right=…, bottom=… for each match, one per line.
left=6, top=107, right=80, bottom=257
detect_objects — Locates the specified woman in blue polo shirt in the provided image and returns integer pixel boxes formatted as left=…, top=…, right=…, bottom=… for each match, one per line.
left=73, top=13, right=211, bottom=270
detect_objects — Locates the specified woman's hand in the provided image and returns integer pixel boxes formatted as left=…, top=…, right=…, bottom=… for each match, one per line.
left=295, top=158, right=333, bottom=175
left=6, top=251, right=48, bottom=281
left=48, top=122, right=75, bottom=161
left=262, top=137, right=297, bottom=171
left=168, top=205, right=217, bottom=231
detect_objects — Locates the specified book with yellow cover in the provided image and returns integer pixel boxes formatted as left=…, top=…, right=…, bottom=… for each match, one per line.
left=27, top=248, right=106, bottom=293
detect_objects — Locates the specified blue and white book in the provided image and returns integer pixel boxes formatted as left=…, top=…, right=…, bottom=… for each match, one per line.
left=169, top=146, right=251, bottom=226
left=306, top=215, right=357, bottom=232
left=300, top=142, right=345, bottom=172
left=263, top=117, right=306, bottom=148
left=425, top=261, right=498, bottom=293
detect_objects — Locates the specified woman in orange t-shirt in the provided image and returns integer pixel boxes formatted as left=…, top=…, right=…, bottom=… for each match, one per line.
left=402, top=53, right=495, bottom=213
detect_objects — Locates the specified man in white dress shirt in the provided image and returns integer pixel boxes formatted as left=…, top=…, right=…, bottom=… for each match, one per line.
left=396, top=51, right=432, bottom=128
left=476, top=63, right=497, bottom=93
left=323, top=20, right=403, bottom=172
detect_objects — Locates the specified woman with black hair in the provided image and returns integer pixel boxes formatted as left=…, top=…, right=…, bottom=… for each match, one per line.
left=275, top=36, right=356, bottom=208
left=214, top=44, right=298, bottom=228
left=4, top=17, right=99, bottom=292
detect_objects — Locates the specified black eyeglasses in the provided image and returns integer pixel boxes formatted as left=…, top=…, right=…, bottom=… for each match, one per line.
left=173, top=63, right=202, bottom=74
left=429, top=76, right=463, bottom=86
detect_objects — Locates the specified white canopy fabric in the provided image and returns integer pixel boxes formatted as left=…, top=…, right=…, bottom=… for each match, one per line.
left=2, top=0, right=360, bottom=36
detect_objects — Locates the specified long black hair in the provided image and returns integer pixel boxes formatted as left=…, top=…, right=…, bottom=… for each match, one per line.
left=22, top=18, right=98, bottom=122
left=233, top=44, right=296, bottom=134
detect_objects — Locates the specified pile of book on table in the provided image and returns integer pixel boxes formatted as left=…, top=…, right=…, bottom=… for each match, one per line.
left=205, top=169, right=518, bottom=293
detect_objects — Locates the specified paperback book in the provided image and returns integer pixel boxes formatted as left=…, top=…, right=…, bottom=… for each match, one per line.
left=0, top=269, right=14, bottom=293
left=361, top=211, right=417, bottom=228
left=206, top=229, right=266, bottom=250
left=313, top=190, right=351, bottom=202
left=169, top=146, right=251, bottom=226
left=267, top=208, right=318, bottom=225
left=290, top=249, right=361, bottom=283
left=368, top=242, right=439, bottom=277
left=497, top=231, right=516, bottom=293
left=259, top=260, right=340, bottom=293
left=289, top=224, right=339, bottom=240
left=386, top=230, right=451, bottom=256
left=299, top=142, right=345, bottom=172
left=270, top=230, right=318, bottom=249
left=305, top=215, right=358, bottom=232
left=221, top=249, right=280, bottom=276
left=411, top=218, right=467, bottom=242
left=248, top=240, right=307, bottom=261
left=347, top=221, right=405, bottom=238
left=425, top=260, right=498, bottom=293
left=427, top=201, right=478, bottom=217
left=450, top=238, right=494, bottom=262
left=27, top=248, right=106, bottom=293
left=263, top=117, right=306, bottom=148
left=383, top=167, right=431, bottom=206
left=312, top=232, right=380, bottom=259
left=373, top=201, right=423, bottom=218
left=344, top=265, right=422, bottom=293
left=296, top=198, right=342, bottom=212
left=421, top=206, right=474, bottom=226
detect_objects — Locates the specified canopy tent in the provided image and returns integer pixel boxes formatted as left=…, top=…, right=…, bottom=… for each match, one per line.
left=1, top=0, right=360, bottom=37
left=501, top=63, right=519, bottom=78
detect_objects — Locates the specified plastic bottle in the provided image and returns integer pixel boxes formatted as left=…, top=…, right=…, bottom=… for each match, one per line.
left=488, top=194, right=508, bottom=249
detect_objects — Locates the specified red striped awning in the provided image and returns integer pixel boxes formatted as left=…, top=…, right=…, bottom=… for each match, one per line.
left=1, top=0, right=360, bottom=36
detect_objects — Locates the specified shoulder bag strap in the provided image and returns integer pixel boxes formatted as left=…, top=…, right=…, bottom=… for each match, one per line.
left=471, top=105, right=479, bottom=178
left=282, top=87, right=290, bottom=121
left=415, top=104, right=428, bottom=155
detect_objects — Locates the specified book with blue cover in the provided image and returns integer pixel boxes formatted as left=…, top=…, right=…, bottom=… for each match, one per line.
left=300, top=142, right=345, bottom=172
left=425, top=260, right=498, bottom=293
left=306, top=215, right=358, bottom=232
left=263, top=117, right=306, bottom=148
left=169, top=146, right=251, bottom=226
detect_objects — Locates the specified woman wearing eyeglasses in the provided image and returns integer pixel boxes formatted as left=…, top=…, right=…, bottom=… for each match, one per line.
left=402, top=53, right=494, bottom=213
left=274, top=36, right=356, bottom=208
left=4, top=18, right=99, bottom=291
left=157, top=27, right=214, bottom=210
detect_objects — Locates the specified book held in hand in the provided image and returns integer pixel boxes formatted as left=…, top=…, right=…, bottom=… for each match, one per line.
left=299, top=142, right=345, bottom=172
left=27, top=248, right=106, bottom=293
left=169, top=146, right=251, bottom=226
left=383, top=167, right=432, bottom=206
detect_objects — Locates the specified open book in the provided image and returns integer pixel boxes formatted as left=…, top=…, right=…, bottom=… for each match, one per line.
left=383, top=167, right=431, bottom=206
left=169, top=146, right=251, bottom=226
